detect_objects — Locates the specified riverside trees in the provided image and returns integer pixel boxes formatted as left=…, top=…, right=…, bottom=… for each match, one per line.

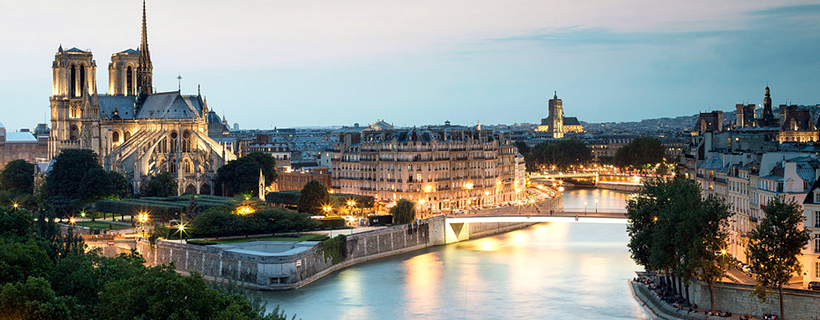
left=747, top=197, right=811, bottom=320
left=626, top=177, right=731, bottom=311
left=525, top=139, right=592, bottom=171
left=0, top=206, right=291, bottom=320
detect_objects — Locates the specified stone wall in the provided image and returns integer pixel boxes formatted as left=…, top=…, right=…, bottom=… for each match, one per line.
left=687, top=280, right=820, bottom=320
left=102, top=214, right=538, bottom=291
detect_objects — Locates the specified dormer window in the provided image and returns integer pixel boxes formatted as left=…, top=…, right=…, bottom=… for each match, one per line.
left=814, top=191, right=820, bottom=203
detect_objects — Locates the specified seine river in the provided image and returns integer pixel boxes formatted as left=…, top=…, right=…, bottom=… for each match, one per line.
left=261, top=188, right=647, bottom=319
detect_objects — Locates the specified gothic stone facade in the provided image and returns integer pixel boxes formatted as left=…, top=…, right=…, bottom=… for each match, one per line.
left=48, top=3, right=235, bottom=195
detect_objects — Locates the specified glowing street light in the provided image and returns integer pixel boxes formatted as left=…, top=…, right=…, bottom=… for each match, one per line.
left=323, top=205, right=333, bottom=214
left=12, top=203, right=19, bottom=209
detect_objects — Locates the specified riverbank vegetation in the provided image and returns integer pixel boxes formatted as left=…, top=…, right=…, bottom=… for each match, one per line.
left=524, top=139, right=592, bottom=171
left=189, top=205, right=319, bottom=238
left=0, top=205, right=292, bottom=320
left=626, top=177, right=731, bottom=312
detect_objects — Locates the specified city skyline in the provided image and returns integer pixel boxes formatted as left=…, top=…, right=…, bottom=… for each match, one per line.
left=1, top=1, right=819, bottom=131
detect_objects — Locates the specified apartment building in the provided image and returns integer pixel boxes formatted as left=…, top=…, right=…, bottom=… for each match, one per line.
left=331, top=123, right=524, bottom=212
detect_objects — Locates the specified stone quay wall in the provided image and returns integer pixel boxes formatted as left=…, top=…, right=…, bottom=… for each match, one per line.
left=687, top=280, right=820, bottom=320
left=92, top=214, right=541, bottom=290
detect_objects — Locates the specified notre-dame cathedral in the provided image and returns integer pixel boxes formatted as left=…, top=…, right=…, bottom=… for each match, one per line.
left=48, top=1, right=235, bottom=195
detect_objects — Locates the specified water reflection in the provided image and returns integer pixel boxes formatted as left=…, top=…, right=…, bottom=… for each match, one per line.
left=562, top=188, right=631, bottom=213
left=262, top=222, right=649, bottom=320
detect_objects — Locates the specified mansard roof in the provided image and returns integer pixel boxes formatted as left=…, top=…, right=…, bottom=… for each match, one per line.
left=119, top=48, right=139, bottom=54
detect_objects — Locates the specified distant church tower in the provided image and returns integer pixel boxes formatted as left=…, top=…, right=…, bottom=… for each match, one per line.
left=49, top=45, right=99, bottom=158
left=759, top=86, right=776, bottom=127
left=137, top=0, right=153, bottom=98
left=548, top=91, right=564, bottom=138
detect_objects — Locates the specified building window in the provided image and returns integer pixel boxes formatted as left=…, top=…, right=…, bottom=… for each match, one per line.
left=816, top=211, right=820, bottom=228
left=127, top=66, right=134, bottom=95
left=816, top=235, right=820, bottom=254
left=817, top=262, right=820, bottom=278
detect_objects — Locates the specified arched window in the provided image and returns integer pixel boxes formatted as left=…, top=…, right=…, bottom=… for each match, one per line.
left=124, top=131, right=131, bottom=141
left=126, top=66, right=134, bottom=95
left=184, top=160, right=193, bottom=174
left=182, top=131, right=191, bottom=152
left=199, top=183, right=211, bottom=195
left=170, top=131, right=178, bottom=152
left=79, top=64, right=86, bottom=97
left=185, top=184, right=196, bottom=195
left=70, top=64, right=77, bottom=97
left=112, top=131, right=120, bottom=143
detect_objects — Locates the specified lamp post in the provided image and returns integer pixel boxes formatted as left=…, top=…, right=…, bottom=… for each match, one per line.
left=595, top=198, right=598, bottom=213
left=584, top=201, right=588, bottom=215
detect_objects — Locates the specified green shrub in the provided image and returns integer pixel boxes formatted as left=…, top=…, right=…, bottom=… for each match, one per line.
left=318, top=217, right=346, bottom=229
left=188, top=206, right=319, bottom=238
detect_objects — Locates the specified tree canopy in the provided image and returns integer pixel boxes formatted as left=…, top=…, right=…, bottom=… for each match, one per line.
left=614, top=137, right=666, bottom=169
left=525, top=139, right=591, bottom=171
left=626, top=177, right=732, bottom=310
left=217, top=152, right=277, bottom=197
left=297, top=180, right=330, bottom=215
left=747, top=197, right=811, bottom=320
left=1, top=159, right=35, bottom=196
left=0, top=206, right=292, bottom=320
left=45, top=149, right=131, bottom=215
left=390, top=199, right=416, bottom=224
left=142, top=172, right=177, bottom=197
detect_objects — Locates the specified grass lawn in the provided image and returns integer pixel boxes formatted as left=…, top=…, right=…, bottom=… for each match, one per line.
left=188, top=234, right=329, bottom=245
left=76, top=221, right=132, bottom=230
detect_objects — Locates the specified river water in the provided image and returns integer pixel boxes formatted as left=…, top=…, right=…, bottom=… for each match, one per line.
left=262, top=189, right=646, bottom=320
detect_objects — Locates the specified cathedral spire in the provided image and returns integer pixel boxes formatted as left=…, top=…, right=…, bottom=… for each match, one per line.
left=137, top=0, right=153, bottom=97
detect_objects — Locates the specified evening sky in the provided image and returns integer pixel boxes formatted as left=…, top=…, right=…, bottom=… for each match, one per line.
left=0, top=0, right=818, bottom=130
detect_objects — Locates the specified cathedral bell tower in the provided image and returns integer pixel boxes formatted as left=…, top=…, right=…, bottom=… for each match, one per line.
left=49, top=45, right=98, bottom=158
left=548, top=91, right=564, bottom=139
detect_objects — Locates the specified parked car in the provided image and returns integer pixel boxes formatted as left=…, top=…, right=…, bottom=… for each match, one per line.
left=808, top=281, right=820, bottom=291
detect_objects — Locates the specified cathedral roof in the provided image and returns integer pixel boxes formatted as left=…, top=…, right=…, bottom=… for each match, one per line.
left=65, top=47, right=88, bottom=53
left=563, top=117, right=582, bottom=126
left=99, top=96, right=138, bottom=119
left=136, top=92, right=202, bottom=119
left=97, top=92, right=204, bottom=120
left=119, top=48, right=139, bottom=53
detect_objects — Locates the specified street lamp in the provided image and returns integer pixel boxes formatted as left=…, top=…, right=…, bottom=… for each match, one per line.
left=595, top=198, right=598, bottom=213
left=138, top=212, right=149, bottom=237
left=584, top=201, right=587, bottom=215
left=12, top=203, right=18, bottom=210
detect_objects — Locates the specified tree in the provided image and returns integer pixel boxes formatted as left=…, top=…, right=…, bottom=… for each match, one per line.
left=46, top=149, right=99, bottom=200
left=747, top=197, right=811, bottom=320
left=45, top=149, right=101, bottom=215
left=217, top=152, right=277, bottom=197
left=107, top=171, right=132, bottom=199
left=526, top=139, right=592, bottom=171
left=0, top=159, right=35, bottom=196
left=682, top=195, right=732, bottom=312
left=297, top=180, right=329, bottom=215
left=79, top=167, right=114, bottom=203
left=142, top=172, right=177, bottom=197
left=626, top=176, right=730, bottom=300
left=390, top=199, right=416, bottom=224
left=615, top=137, right=666, bottom=170
left=514, top=141, right=530, bottom=155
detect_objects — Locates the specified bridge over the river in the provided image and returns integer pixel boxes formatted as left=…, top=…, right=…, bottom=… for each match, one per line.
left=441, top=211, right=627, bottom=243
